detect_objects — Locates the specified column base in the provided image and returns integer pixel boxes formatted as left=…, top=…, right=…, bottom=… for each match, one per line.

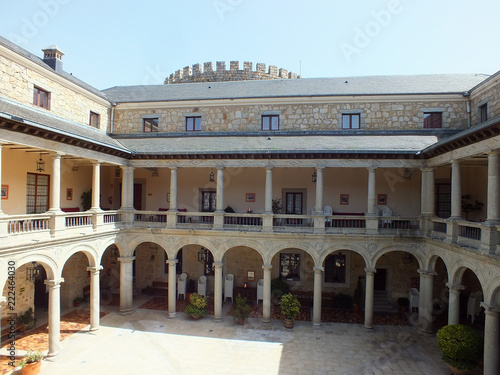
left=168, top=312, right=177, bottom=319
left=312, top=322, right=322, bottom=328
left=88, top=327, right=100, bottom=333
left=364, top=324, right=373, bottom=330
left=212, top=317, right=224, bottom=323
left=262, top=318, right=271, bottom=324
left=119, top=308, right=135, bottom=316
left=46, top=351, right=60, bottom=358
left=417, top=327, right=433, bottom=334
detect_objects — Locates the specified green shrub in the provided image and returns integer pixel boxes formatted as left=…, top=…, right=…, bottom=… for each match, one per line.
left=232, top=293, right=251, bottom=322
left=271, top=278, right=289, bottom=299
left=17, top=308, right=36, bottom=329
left=280, top=293, right=301, bottom=320
left=184, top=293, right=208, bottom=317
left=436, top=324, right=483, bottom=371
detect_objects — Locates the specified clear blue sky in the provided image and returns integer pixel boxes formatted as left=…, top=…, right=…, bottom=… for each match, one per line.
left=1, top=0, right=499, bottom=90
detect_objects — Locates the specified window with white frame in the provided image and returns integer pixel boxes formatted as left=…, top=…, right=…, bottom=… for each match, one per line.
left=342, top=113, right=360, bottom=129
left=262, top=114, right=279, bottom=131
left=186, top=116, right=202, bottom=131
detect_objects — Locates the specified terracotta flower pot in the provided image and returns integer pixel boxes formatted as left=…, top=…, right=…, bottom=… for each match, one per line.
left=448, top=365, right=470, bottom=375
left=284, top=318, right=294, bottom=329
left=22, top=361, right=41, bottom=375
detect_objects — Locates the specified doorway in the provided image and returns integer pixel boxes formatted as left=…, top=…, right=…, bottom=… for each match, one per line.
left=374, top=268, right=387, bottom=291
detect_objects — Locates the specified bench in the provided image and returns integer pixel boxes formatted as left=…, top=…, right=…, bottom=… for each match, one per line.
left=62, top=207, right=80, bottom=213
left=151, top=281, right=168, bottom=296
left=1, top=314, right=25, bottom=342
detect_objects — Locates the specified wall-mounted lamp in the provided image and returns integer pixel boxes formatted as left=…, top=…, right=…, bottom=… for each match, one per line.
left=198, top=248, right=209, bottom=264
left=311, top=171, right=317, bottom=183
left=26, top=261, right=40, bottom=283
left=209, top=169, right=215, bottom=182
left=36, top=152, right=45, bottom=172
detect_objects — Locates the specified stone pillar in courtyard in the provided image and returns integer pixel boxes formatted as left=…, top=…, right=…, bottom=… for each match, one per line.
left=446, top=283, right=464, bottom=325
left=91, top=161, right=102, bottom=211
left=169, top=167, right=178, bottom=211
left=45, top=278, right=64, bottom=357
left=49, top=152, right=63, bottom=212
left=450, top=160, right=462, bottom=219
left=364, top=268, right=376, bottom=329
left=417, top=269, right=435, bottom=333
left=480, top=303, right=500, bottom=375
left=262, top=264, right=272, bottom=323
left=0, top=144, right=4, bottom=215
left=314, top=167, right=324, bottom=214
left=118, top=256, right=135, bottom=314
left=312, top=266, right=323, bottom=326
left=87, top=266, right=103, bottom=331
left=167, top=259, right=178, bottom=318
left=120, top=166, right=134, bottom=209
left=216, top=167, right=224, bottom=212
left=486, top=152, right=500, bottom=223
left=214, top=262, right=223, bottom=321
left=366, top=168, right=377, bottom=215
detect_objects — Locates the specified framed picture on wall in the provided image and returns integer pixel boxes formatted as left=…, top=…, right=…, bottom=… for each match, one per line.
left=378, top=194, right=387, bottom=205
left=1, top=185, right=8, bottom=199
left=247, top=271, right=255, bottom=281
left=246, top=193, right=255, bottom=202
left=66, top=188, right=73, bottom=200
left=340, top=194, right=349, bottom=205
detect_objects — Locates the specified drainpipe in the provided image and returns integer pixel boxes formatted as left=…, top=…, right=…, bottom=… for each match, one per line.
left=110, top=102, right=116, bottom=133
left=463, top=92, right=471, bottom=128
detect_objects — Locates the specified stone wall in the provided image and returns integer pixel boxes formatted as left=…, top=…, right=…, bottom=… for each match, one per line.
left=61, top=252, right=89, bottom=308
left=165, top=61, right=299, bottom=84
left=112, top=100, right=468, bottom=134
left=470, top=76, right=500, bottom=125
left=0, top=53, right=109, bottom=131
left=0, top=264, right=34, bottom=320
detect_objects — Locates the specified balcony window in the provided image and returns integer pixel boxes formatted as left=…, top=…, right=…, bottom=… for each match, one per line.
left=342, top=114, right=360, bottom=129
left=423, top=112, right=442, bottom=128
left=33, top=87, right=50, bottom=109
left=186, top=116, right=201, bottom=131
left=26, top=173, right=49, bottom=213
left=262, top=115, right=279, bottom=131
left=143, top=118, right=159, bottom=132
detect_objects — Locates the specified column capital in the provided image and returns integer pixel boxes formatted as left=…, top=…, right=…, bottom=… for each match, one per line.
left=262, top=264, right=273, bottom=270
left=313, top=266, right=324, bottom=273
left=166, top=259, right=178, bottom=265
left=420, top=166, right=435, bottom=173
left=87, top=266, right=103, bottom=273
left=265, top=167, right=273, bottom=171
left=487, top=150, right=500, bottom=156
left=480, top=302, right=500, bottom=314
left=367, top=166, right=377, bottom=172
left=118, top=256, right=135, bottom=263
left=364, top=267, right=376, bottom=274
left=216, top=166, right=224, bottom=171
left=49, top=151, right=64, bottom=158
left=44, top=278, right=65, bottom=287
left=418, top=269, right=437, bottom=278
left=445, top=282, right=465, bottom=291
left=91, top=160, right=102, bottom=166
left=213, top=261, right=224, bottom=268
left=169, top=166, right=178, bottom=171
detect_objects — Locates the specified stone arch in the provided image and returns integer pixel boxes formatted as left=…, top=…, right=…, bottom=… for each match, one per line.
left=318, top=243, right=370, bottom=268
left=268, top=241, right=318, bottom=265
left=371, top=244, right=425, bottom=271
left=59, top=244, right=98, bottom=274
left=484, top=277, right=500, bottom=306
left=97, top=238, right=123, bottom=264
left=170, top=238, right=219, bottom=260
left=219, top=240, right=266, bottom=264
left=449, top=258, right=487, bottom=291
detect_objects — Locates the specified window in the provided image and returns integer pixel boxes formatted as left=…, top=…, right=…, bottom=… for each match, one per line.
left=285, top=192, right=303, bottom=215
left=186, top=116, right=201, bottom=131
left=342, top=114, right=360, bottom=129
left=201, top=191, right=216, bottom=212
left=89, top=112, right=100, bottom=128
left=33, top=87, right=50, bottom=109
left=423, top=112, right=442, bottom=128
left=262, top=115, right=279, bottom=131
left=26, top=173, right=50, bottom=213
left=143, top=118, right=159, bottom=132
left=280, top=253, right=300, bottom=281
left=479, top=103, right=488, bottom=123
left=324, top=253, right=346, bottom=283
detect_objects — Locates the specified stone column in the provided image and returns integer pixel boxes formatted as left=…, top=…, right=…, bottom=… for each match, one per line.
left=450, top=160, right=462, bottom=219
left=446, top=283, right=464, bottom=325
left=481, top=304, right=500, bottom=375
left=45, top=278, right=64, bottom=357
left=426, top=168, right=435, bottom=216
left=364, top=268, right=376, bottom=329
left=49, top=153, right=63, bottom=212
left=262, top=264, right=272, bottom=323
left=0, top=144, right=4, bottom=215
left=264, top=168, right=273, bottom=213
left=417, top=269, right=435, bottom=333
left=118, top=256, right=135, bottom=314
left=91, top=161, right=102, bottom=211
left=167, top=260, right=178, bottom=318
left=366, top=168, right=377, bottom=215
left=312, top=266, right=324, bottom=326
left=420, top=168, right=428, bottom=216
left=314, top=167, right=324, bottom=214
left=486, top=152, right=500, bottom=223
left=120, top=166, right=134, bottom=209
left=215, top=167, right=224, bottom=212
left=213, top=262, right=224, bottom=321
left=169, top=167, right=178, bottom=211
left=87, top=266, right=103, bottom=331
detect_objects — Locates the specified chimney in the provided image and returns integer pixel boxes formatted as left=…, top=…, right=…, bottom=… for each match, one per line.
left=42, top=45, right=64, bottom=72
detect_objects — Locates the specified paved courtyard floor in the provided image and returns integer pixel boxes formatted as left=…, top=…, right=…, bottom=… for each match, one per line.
left=8, top=308, right=456, bottom=375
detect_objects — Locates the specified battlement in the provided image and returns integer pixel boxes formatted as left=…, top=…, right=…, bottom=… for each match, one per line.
left=164, top=61, right=300, bottom=84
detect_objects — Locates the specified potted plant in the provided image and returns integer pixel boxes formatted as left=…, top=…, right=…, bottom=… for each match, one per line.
left=353, top=276, right=364, bottom=312
left=184, top=292, right=208, bottom=319
left=397, top=297, right=410, bottom=312
left=280, top=293, right=301, bottom=328
left=73, top=296, right=82, bottom=307
left=436, top=324, right=483, bottom=375
left=81, top=189, right=92, bottom=211
left=232, top=293, right=251, bottom=325
left=19, top=350, right=44, bottom=375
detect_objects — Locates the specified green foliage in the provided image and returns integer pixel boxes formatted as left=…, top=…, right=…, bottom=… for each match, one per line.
left=19, top=350, right=44, bottom=367
left=280, top=293, right=301, bottom=320
left=73, top=296, right=82, bottom=306
left=436, top=324, right=483, bottom=371
left=272, top=198, right=282, bottom=214
left=232, top=293, right=251, bottom=322
left=271, top=277, right=289, bottom=299
left=81, top=189, right=92, bottom=211
left=333, top=293, right=353, bottom=309
left=17, top=308, right=36, bottom=329
left=461, top=194, right=484, bottom=220
left=184, top=293, right=208, bottom=317
left=397, top=297, right=410, bottom=307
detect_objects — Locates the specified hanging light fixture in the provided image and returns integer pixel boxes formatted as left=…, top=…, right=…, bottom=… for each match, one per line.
left=36, top=152, right=45, bottom=172
left=26, top=261, right=40, bottom=283
left=198, top=248, right=209, bottom=264
left=209, top=169, right=215, bottom=182
left=311, top=171, right=317, bottom=183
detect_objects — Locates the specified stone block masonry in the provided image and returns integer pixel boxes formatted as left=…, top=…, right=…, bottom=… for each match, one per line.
left=164, top=61, right=300, bottom=84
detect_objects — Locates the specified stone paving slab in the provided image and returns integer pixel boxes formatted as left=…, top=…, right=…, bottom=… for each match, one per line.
left=20, top=309, right=452, bottom=375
